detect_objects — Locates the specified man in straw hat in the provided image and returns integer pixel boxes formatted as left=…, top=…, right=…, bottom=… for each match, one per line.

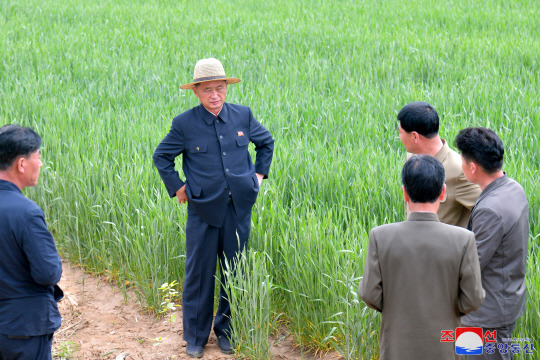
left=153, top=58, right=274, bottom=358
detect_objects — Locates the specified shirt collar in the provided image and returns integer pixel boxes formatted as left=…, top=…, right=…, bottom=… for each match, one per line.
left=204, top=105, right=222, bottom=117
left=407, top=211, right=440, bottom=222
left=199, top=103, right=228, bottom=125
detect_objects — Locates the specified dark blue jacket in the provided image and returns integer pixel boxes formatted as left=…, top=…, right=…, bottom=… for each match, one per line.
left=153, top=103, right=274, bottom=227
left=0, top=179, right=63, bottom=336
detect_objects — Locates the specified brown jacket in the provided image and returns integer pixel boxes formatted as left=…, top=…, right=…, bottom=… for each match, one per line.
left=359, top=212, right=485, bottom=360
left=406, top=140, right=481, bottom=227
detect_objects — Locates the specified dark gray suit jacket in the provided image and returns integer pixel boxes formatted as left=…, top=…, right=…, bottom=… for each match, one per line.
left=359, top=212, right=484, bottom=360
left=462, top=175, right=529, bottom=328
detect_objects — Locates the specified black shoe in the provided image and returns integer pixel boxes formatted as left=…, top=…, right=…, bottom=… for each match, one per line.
left=217, top=335, right=233, bottom=355
left=186, top=343, right=204, bottom=358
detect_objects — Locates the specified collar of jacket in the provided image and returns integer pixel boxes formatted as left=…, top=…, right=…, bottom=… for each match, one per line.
left=477, top=173, right=510, bottom=202
left=434, top=139, right=450, bottom=163
left=407, top=211, right=440, bottom=222
left=198, top=103, right=229, bottom=125
left=0, top=179, right=22, bottom=193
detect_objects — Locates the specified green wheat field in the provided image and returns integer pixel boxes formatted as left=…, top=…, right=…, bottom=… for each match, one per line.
left=1, top=0, right=538, bottom=358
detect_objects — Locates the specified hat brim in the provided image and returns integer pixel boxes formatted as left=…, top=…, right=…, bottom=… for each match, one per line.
left=180, top=77, right=241, bottom=90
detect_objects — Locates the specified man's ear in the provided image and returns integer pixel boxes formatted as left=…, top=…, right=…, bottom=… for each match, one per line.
left=402, top=185, right=410, bottom=203
left=15, top=157, right=25, bottom=174
left=412, top=131, right=420, bottom=143
left=439, top=184, right=447, bottom=201
left=470, top=161, right=478, bottom=174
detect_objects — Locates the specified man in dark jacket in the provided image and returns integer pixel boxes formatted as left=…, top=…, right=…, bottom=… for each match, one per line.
left=153, top=58, right=274, bottom=358
left=456, top=127, right=529, bottom=360
left=0, top=124, right=63, bottom=360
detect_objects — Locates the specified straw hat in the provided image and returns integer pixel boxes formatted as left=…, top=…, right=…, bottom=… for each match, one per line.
left=180, top=58, right=241, bottom=89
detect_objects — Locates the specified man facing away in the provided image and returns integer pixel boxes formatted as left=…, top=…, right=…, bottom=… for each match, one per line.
left=456, top=127, right=529, bottom=360
left=0, top=124, right=63, bottom=360
left=359, top=154, right=485, bottom=360
left=153, top=58, right=274, bottom=358
left=397, top=101, right=481, bottom=227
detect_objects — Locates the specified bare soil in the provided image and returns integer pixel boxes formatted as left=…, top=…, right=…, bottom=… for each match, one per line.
left=52, top=262, right=342, bottom=360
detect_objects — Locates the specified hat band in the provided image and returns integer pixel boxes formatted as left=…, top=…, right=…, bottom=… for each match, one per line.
left=192, top=75, right=227, bottom=83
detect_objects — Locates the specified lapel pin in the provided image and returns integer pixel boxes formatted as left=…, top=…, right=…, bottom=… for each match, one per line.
left=196, top=147, right=200, bottom=151
left=237, top=131, right=244, bottom=137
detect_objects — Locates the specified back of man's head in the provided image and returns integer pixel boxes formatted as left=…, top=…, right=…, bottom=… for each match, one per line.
left=402, top=154, right=445, bottom=203
left=397, top=101, right=439, bottom=139
left=454, top=127, right=504, bottom=174
left=0, top=124, right=41, bottom=171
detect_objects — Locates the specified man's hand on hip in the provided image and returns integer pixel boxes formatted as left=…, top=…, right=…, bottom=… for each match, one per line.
left=177, top=175, right=263, bottom=205
left=256, top=173, right=264, bottom=187
left=176, top=185, right=188, bottom=204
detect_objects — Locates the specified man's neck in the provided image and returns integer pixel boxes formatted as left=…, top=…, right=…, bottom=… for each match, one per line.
left=203, top=105, right=223, bottom=117
left=0, top=172, right=23, bottom=190
left=408, top=201, right=439, bottom=213
left=420, top=136, right=444, bottom=157
left=477, top=170, right=505, bottom=191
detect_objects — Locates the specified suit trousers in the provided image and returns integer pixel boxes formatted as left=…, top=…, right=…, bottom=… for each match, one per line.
left=0, top=333, right=53, bottom=360
left=182, top=198, right=250, bottom=346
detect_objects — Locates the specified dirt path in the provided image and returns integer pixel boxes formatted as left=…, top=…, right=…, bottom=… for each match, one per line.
left=52, top=262, right=341, bottom=360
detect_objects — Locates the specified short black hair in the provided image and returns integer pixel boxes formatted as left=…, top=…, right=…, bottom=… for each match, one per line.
left=454, top=127, right=504, bottom=174
left=397, top=101, right=439, bottom=139
left=401, top=154, right=445, bottom=203
left=0, top=124, right=42, bottom=170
